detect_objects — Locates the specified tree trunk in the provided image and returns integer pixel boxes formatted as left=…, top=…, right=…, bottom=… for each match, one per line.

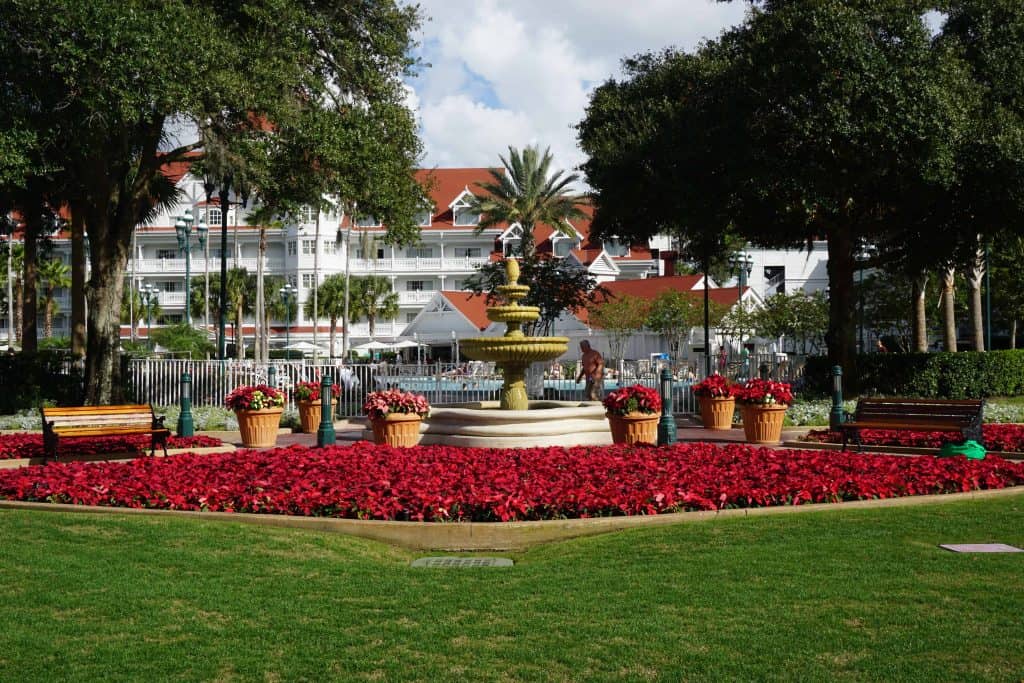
left=825, top=225, right=856, bottom=378
left=70, top=211, right=87, bottom=358
left=235, top=303, right=244, bottom=360
left=20, top=203, right=40, bottom=352
left=44, top=293, right=53, bottom=338
left=966, top=247, right=985, bottom=351
left=941, top=266, right=957, bottom=352
left=255, top=226, right=266, bottom=362
left=1012, top=319, right=1018, bottom=349
left=912, top=272, right=928, bottom=352
left=312, top=208, right=320, bottom=356
left=83, top=215, right=129, bottom=404
left=329, top=315, right=337, bottom=358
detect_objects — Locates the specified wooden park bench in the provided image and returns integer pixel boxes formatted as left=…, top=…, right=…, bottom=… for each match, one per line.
left=839, top=398, right=984, bottom=452
left=40, top=404, right=170, bottom=462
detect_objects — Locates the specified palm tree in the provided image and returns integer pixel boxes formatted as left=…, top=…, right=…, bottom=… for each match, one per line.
left=304, top=274, right=350, bottom=357
left=245, top=206, right=285, bottom=362
left=224, top=267, right=255, bottom=359
left=350, top=275, right=398, bottom=339
left=466, top=145, right=588, bottom=261
left=39, top=257, right=73, bottom=337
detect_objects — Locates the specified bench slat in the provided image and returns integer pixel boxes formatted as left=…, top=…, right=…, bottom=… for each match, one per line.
left=56, top=426, right=169, bottom=437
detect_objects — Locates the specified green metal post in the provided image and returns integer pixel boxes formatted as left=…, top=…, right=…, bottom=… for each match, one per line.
left=829, top=365, right=844, bottom=431
left=176, top=371, right=194, bottom=437
left=657, top=368, right=677, bottom=446
left=316, top=375, right=336, bottom=447
left=267, top=365, right=276, bottom=392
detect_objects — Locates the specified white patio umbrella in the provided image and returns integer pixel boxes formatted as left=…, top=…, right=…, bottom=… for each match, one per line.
left=390, top=339, right=423, bottom=349
left=352, top=340, right=392, bottom=351
left=283, top=341, right=329, bottom=355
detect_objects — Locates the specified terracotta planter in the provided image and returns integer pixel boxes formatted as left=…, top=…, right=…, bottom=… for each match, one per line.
left=606, top=412, right=659, bottom=445
left=235, top=407, right=284, bottom=448
left=370, top=412, right=423, bottom=447
left=297, top=400, right=321, bottom=434
left=740, top=404, right=788, bottom=444
left=699, top=396, right=736, bottom=430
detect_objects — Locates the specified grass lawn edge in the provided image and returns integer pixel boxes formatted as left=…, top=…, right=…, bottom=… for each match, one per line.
left=2, top=485, right=1022, bottom=551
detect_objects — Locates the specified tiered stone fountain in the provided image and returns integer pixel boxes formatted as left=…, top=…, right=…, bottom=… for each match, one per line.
left=413, top=259, right=613, bottom=447
left=459, top=258, right=568, bottom=410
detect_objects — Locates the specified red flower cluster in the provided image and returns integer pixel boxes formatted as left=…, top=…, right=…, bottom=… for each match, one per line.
left=805, top=424, right=1024, bottom=453
left=0, top=433, right=222, bottom=460
left=734, top=378, right=794, bottom=406
left=225, top=384, right=285, bottom=411
left=0, top=442, right=1019, bottom=521
left=293, top=380, right=340, bottom=403
left=362, top=389, right=429, bottom=420
left=692, top=374, right=734, bottom=399
left=603, top=384, right=662, bottom=415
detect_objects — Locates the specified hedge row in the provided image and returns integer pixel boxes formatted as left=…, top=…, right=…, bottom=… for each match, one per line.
left=0, top=352, right=85, bottom=413
left=803, top=350, right=1024, bottom=399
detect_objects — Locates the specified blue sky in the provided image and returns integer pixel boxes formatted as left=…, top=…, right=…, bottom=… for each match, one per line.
left=405, top=0, right=748, bottom=173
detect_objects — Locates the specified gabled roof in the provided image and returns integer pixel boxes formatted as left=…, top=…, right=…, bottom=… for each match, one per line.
left=439, top=290, right=491, bottom=330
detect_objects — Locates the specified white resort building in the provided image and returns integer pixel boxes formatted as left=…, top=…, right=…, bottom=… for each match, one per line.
left=27, top=165, right=829, bottom=361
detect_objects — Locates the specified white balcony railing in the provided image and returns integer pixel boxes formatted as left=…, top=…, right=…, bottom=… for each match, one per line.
left=397, top=290, right=437, bottom=305
left=133, top=257, right=284, bottom=274
left=347, top=256, right=489, bottom=274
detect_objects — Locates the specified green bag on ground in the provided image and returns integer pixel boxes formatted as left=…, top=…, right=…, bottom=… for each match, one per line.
left=938, top=440, right=986, bottom=460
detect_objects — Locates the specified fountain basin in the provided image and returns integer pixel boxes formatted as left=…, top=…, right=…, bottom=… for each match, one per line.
left=359, top=401, right=612, bottom=448
left=461, top=336, right=569, bottom=363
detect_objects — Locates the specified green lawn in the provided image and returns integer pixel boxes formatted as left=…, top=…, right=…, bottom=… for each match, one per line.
left=1, top=495, right=1023, bottom=681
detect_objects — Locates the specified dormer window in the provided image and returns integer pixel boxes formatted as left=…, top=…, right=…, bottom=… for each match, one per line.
left=552, top=233, right=579, bottom=258
left=500, top=224, right=524, bottom=257
left=416, top=207, right=433, bottom=227
left=299, top=205, right=315, bottom=224
left=205, top=207, right=222, bottom=226
left=603, top=238, right=629, bottom=257
left=355, top=215, right=381, bottom=228
left=450, top=191, right=480, bottom=226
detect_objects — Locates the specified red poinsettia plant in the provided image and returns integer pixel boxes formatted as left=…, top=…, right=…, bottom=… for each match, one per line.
left=362, top=389, right=430, bottom=420
left=603, top=384, right=662, bottom=416
left=692, top=373, right=735, bottom=399
left=293, top=380, right=341, bottom=403
left=225, top=384, right=285, bottom=411
left=734, top=378, right=794, bottom=406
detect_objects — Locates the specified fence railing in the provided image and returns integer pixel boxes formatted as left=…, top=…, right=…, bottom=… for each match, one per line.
left=126, top=355, right=805, bottom=418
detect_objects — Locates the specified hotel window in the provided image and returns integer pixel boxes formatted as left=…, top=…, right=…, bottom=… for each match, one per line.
left=503, top=239, right=522, bottom=257
left=301, top=239, right=316, bottom=255
left=406, top=246, right=434, bottom=258
left=162, top=281, right=181, bottom=292
left=287, top=241, right=297, bottom=256
left=323, top=240, right=337, bottom=255
left=453, top=207, right=480, bottom=226
left=603, top=238, right=629, bottom=257
left=299, top=205, right=315, bottom=224
left=406, top=312, right=419, bottom=323
left=416, top=208, right=433, bottom=226
left=205, top=207, right=222, bottom=225
left=405, top=280, right=433, bottom=291
left=355, top=215, right=381, bottom=228
left=356, top=246, right=385, bottom=259
left=156, top=248, right=177, bottom=260
left=302, top=273, right=316, bottom=288
left=552, top=237, right=577, bottom=258
left=454, top=247, right=481, bottom=258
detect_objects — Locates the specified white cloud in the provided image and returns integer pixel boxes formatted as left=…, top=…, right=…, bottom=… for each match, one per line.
left=408, top=0, right=748, bottom=172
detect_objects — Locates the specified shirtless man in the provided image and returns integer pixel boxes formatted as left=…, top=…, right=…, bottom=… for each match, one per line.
left=576, top=340, right=605, bottom=401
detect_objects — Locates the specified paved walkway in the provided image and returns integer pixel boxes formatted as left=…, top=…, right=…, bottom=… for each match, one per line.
left=205, top=416, right=812, bottom=450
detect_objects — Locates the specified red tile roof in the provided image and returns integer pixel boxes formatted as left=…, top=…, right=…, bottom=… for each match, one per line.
left=440, top=290, right=492, bottom=330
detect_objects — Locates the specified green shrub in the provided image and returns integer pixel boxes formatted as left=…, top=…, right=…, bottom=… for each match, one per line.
left=0, top=351, right=84, bottom=413
left=804, top=350, right=1024, bottom=398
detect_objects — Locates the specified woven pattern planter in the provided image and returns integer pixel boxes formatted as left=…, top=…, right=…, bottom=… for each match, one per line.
left=297, top=400, right=321, bottom=434
left=235, top=407, right=283, bottom=448
left=699, top=396, right=736, bottom=431
left=740, top=404, right=788, bottom=444
left=607, top=412, right=659, bottom=445
left=371, top=413, right=423, bottom=447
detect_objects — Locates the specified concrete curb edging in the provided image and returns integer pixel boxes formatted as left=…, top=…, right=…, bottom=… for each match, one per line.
left=0, top=445, right=237, bottom=470
left=2, top=486, right=1022, bottom=551
left=782, top=440, right=1024, bottom=461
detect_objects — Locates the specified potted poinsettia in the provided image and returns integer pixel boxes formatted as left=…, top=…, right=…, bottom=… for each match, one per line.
left=362, top=389, right=430, bottom=447
left=692, top=373, right=736, bottom=431
left=734, top=378, right=794, bottom=444
left=225, top=384, right=285, bottom=448
left=602, top=384, right=662, bottom=445
left=293, top=380, right=341, bottom=434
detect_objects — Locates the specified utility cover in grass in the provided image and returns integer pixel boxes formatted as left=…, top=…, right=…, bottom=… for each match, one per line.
left=411, top=557, right=513, bottom=568
left=939, top=544, right=1023, bottom=553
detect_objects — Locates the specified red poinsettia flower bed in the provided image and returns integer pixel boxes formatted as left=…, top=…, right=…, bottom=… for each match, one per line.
left=0, top=443, right=1021, bottom=521
left=804, top=424, right=1024, bottom=452
left=0, top=433, right=223, bottom=460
